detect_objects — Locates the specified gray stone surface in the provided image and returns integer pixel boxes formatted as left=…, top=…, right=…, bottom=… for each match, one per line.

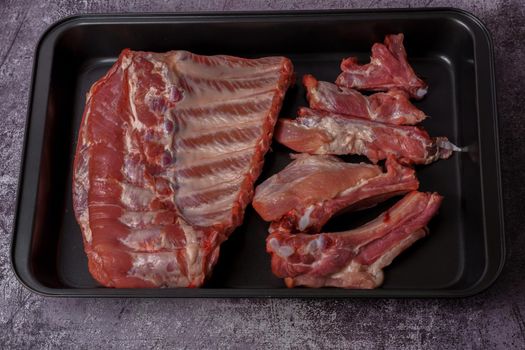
left=0, top=0, right=524, bottom=348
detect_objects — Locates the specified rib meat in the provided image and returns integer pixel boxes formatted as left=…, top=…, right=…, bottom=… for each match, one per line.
left=253, top=154, right=418, bottom=232
left=304, top=74, right=426, bottom=125
left=73, top=49, right=293, bottom=288
left=336, top=34, right=428, bottom=99
left=275, top=107, right=456, bottom=164
left=267, top=191, right=442, bottom=288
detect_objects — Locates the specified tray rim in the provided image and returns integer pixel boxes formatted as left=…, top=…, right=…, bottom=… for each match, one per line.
left=10, top=7, right=505, bottom=298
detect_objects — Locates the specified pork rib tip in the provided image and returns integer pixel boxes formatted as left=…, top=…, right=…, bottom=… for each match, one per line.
left=336, top=34, right=428, bottom=99
left=304, top=74, right=426, bottom=125
left=253, top=154, right=419, bottom=232
left=267, top=191, right=443, bottom=288
left=73, top=49, right=294, bottom=288
left=275, top=107, right=457, bottom=164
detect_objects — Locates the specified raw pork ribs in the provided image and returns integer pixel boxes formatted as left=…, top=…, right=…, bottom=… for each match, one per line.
left=336, top=34, right=428, bottom=99
left=254, top=33, right=447, bottom=288
left=253, top=154, right=442, bottom=289
left=276, top=108, right=455, bottom=165
left=276, top=35, right=458, bottom=165
left=303, top=74, right=426, bottom=125
left=73, top=49, right=293, bottom=287
left=267, top=191, right=442, bottom=288
left=253, top=154, right=419, bottom=232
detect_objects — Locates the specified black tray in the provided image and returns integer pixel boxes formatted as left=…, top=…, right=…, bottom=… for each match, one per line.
left=11, top=9, right=505, bottom=297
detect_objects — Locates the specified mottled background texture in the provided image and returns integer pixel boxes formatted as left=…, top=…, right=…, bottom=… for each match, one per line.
left=1, top=0, right=524, bottom=349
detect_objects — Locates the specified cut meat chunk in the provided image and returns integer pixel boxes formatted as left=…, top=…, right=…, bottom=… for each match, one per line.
left=252, top=154, right=381, bottom=222
left=304, top=74, right=426, bottom=125
left=73, top=49, right=294, bottom=288
left=336, top=34, right=428, bottom=99
left=267, top=191, right=442, bottom=289
left=275, top=107, right=457, bottom=164
left=253, top=154, right=418, bottom=232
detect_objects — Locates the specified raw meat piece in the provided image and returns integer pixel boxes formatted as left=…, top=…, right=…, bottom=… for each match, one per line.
left=275, top=107, right=457, bottom=164
left=253, top=154, right=418, bottom=232
left=336, top=34, right=428, bottom=99
left=304, top=74, right=426, bottom=125
left=267, top=191, right=442, bottom=288
left=253, top=154, right=381, bottom=222
left=73, top=49, right=293, bottom=288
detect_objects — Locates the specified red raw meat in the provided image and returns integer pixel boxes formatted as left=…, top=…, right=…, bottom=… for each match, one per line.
left=304, top=74, right=426, bottom=125
left=73, top=49, right=293, bottom=288
left=253, top=154, right=418, bottom=232
left=267, top=191, right=442, bottom=288
left=336, top=34, right=428, bottom=99
left=275, top=107, right=457, bottom=164
left=253, top=154, right=381, bottom=222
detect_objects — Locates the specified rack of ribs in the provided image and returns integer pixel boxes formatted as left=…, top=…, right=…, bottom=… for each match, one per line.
left=73, top=49, right=294, bottom=288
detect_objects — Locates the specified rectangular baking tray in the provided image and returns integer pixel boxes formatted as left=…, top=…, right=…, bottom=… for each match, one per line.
left=11, top=9, right=505, bottom=297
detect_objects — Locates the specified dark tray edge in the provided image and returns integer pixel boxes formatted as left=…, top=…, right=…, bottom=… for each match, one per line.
left=10, top=7, right=506, bottom=298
